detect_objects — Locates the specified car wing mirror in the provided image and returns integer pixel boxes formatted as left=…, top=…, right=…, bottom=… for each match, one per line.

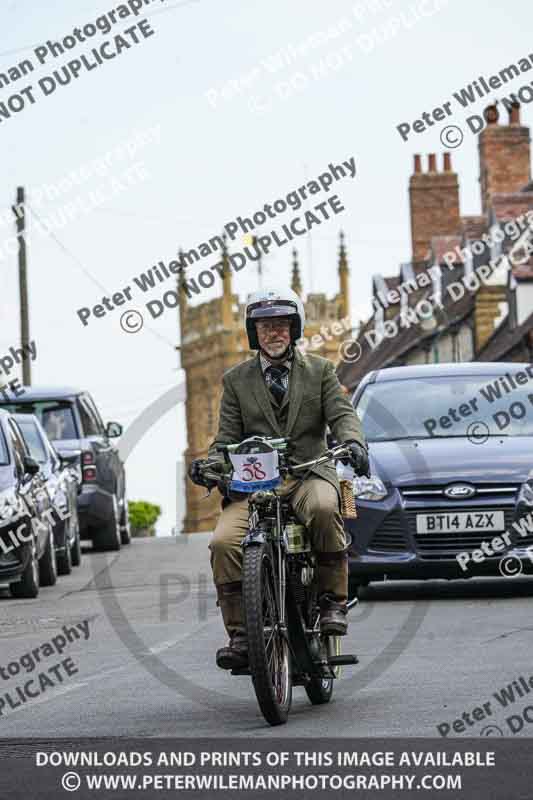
left=106, top=421, right=122, bottom=438
left=23, top=455, right=40, bottom=476
left=57, top=449, right=81, bottom=468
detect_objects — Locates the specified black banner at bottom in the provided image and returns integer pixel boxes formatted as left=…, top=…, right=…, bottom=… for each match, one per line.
left=0, top=738, right=531, bottom=799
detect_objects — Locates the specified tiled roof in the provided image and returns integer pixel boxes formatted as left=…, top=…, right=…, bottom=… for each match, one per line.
left=383, top=275, right=401, bottom=291
left=512, top=259, right=533, bottom=280
left=337, top=272, right=476, bottom=389
left=476, top=309, right=533, bottom=361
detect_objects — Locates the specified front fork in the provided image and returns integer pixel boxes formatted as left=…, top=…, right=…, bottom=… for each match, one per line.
left=242, top=496, right=287, bottom=633
left=276, top=497, right=287, bottom=629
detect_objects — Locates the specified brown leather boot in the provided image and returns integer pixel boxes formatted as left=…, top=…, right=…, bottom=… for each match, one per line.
left=215, top=582, right=248, bottom=670
left=316, top=554, right=349, bottom=636
left=319, top=594, right=348, bottom=636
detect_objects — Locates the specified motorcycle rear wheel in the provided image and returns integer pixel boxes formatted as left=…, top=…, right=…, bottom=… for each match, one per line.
left=243, top=542, right=292, bottom=726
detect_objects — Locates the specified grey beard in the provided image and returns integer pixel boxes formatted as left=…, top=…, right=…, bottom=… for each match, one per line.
left=260, top=343, right=293, bottom=363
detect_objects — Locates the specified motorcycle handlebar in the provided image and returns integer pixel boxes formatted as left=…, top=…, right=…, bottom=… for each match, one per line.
left=199, top=444, right=355, bottom=484
left=288, top=444, right=350, bottom=473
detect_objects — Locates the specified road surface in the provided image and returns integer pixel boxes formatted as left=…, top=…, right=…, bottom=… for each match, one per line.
left=1, top=535, right=532, bottom=737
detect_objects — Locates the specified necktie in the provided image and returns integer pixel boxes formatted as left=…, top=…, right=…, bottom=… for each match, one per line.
left=266, top=365, right=289, bottom=405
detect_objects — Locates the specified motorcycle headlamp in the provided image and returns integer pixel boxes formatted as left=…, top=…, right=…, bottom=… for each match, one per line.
left=352, top=475, right=388, bottom=502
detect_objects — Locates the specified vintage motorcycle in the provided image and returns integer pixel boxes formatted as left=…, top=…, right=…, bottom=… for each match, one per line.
left=196, top=435, right=360, bottom=726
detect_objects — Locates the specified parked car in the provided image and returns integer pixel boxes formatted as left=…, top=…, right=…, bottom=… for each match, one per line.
left=0, top=409, right=57, bottom=598
left=0, top=387, right=130, bottom=551
left=13, top=413, right=82, bottom=575
left=345, top=363, right=533, bottom=595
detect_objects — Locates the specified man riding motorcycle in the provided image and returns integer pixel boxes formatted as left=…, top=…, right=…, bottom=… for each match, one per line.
left=189, top=287, right=369, bottom=671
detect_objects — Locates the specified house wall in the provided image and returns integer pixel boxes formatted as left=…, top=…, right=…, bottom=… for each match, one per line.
left=516, top=282, right=533, bottom=326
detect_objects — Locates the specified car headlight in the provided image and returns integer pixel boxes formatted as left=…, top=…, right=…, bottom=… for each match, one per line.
left=352, top=475, right=388, bottom=501
left=518, top=482, right=533, bottom=506
left=0, top=491, right=24, bottom=525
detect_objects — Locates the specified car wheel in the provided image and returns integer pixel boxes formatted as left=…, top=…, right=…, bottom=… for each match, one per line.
left=57, top=528, right=72, bottom=576
left=39, top=524, right=58, bottom=586
left=120, top=496, right=131, bottom=546
left=10, top=539, right=40, bottom=599
left=95, top=494, right=121, bottom=552
left=70, top=507, right=82, bottom=567
left=348, top=576, right=369, bottom=600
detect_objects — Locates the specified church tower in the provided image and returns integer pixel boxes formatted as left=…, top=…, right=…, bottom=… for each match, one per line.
left=180, top=240, right=247, bottom=532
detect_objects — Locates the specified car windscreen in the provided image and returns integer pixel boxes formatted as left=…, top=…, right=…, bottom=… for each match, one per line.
left=0, top=400, right=78, bottom=441
left=355, top=372, right=533, bottom=441
left=15, top=419, right=48, bottom=464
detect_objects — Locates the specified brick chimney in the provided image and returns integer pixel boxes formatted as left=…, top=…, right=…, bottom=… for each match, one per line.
left=479, top=102, right=531, bottom=214
left=409, top=153, right=460, bottom=264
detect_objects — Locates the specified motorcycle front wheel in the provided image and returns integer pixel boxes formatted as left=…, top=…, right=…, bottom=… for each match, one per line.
left=243, top=541, right=292, bottom=726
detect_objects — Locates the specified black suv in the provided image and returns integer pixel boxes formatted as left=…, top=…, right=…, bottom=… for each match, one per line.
left=0, top=387, right=130, bottom=551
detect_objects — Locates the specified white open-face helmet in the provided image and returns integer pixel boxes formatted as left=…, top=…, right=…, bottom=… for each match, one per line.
left=245, top=287, right=305, bottom=350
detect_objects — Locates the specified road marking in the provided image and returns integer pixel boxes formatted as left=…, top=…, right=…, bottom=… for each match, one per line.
left=3, top=682, right=89, bottom=717
left=0, top=631, right=213, bottom=719
left=0, top=665, right=130, bottom=718
left=148, top=635, right=193, bottom=655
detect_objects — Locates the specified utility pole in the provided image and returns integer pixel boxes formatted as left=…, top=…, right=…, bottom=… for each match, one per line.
left=14, top=186, right=31, bottom=386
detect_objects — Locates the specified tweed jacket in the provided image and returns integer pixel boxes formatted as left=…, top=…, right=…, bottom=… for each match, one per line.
left=208, top=348, right=366, bottom=503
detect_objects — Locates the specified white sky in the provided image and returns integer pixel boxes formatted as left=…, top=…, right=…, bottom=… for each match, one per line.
left=1, top=0, right=532, bottom=534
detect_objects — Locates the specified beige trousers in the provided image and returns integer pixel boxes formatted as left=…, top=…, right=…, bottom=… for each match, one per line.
left=208, top=477, right=348, bottom=601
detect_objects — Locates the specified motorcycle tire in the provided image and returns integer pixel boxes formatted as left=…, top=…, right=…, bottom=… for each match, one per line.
left=243, top=541, right=292, bottom=726
left=304, top=635, right=340, bottom=705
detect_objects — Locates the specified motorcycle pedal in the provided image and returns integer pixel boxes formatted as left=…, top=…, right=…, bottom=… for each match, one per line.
left=327, top=654, right=359, bottom=666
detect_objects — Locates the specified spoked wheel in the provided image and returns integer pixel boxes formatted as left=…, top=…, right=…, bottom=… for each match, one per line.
left=243, top=542, right=292, bottom=726
left=304, top=604, right=340, bottom=705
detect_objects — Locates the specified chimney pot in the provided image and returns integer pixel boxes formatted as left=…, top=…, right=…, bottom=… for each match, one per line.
left=414, top=154, right=422, bottom=173
left=443, top=152, right=452, bottom=171
left=428, top=153, right=437, bottom=172
left=485, top=104, right=499, bottom=124
left=509, top=102, right=521, bottom=124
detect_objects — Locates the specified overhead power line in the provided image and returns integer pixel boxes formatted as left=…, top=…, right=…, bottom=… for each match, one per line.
left=25, top=202, right=178, bottom=352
